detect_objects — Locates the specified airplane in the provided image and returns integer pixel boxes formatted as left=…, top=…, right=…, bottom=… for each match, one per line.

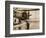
left=13, top=8, right=40, bottom=30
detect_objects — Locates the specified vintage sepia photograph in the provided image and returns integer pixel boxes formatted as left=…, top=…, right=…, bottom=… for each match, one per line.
left=5, top=1, right=45, bottom=37
left=13, top=7, right=40, bottom=30
left=10, top=4, right=43, bottom=34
